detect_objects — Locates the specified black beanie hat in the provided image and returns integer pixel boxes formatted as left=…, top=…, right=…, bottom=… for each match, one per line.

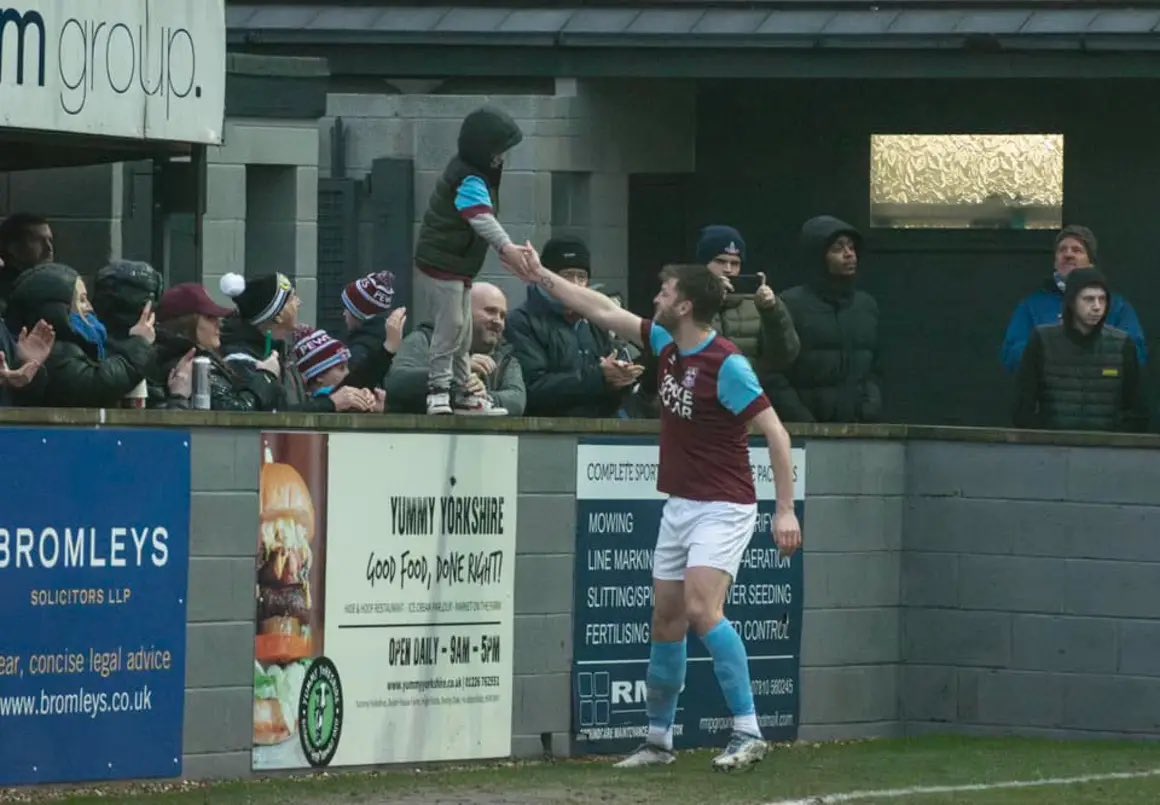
left=696, top=225, right=746, bottom=265
left=1063, top=267, right=1109, bottom=326
left=541, top=236, right=590, bottom=273
left=220, top=271, right=294, bottom=325
left=1056, top=225, right=1098, bottom=263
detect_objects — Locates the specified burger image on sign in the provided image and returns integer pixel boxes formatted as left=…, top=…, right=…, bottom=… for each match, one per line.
left=253, top=446, right=316, bottom=747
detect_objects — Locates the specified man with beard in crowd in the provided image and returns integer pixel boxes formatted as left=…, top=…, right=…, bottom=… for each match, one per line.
left=387, top=282, right=524, bottom=415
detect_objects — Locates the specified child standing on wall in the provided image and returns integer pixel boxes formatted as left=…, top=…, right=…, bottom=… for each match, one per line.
left=414, top=105, right=527, bottom=416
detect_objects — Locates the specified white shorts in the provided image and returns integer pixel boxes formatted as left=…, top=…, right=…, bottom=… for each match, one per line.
left=652, top=496, right=757, bottom=582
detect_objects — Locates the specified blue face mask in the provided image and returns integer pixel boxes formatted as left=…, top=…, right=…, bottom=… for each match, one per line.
left=70, top=312, right=108, bottom=360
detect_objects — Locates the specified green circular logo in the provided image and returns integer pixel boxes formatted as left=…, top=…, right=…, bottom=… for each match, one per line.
left=298, top=657, right=343, bottom=767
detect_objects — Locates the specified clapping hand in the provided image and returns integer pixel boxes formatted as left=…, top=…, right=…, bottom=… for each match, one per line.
left=384, top=307, right=407, bottom=354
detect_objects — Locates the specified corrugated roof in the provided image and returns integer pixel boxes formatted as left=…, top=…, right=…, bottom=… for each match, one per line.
left=226, top=5, right=1160, bottom=48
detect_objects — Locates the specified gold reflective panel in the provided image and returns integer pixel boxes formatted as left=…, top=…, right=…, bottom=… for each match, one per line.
left=870, top=134, right=1063, bottom=230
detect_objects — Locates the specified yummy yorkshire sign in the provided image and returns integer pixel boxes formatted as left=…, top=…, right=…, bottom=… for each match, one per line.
left=0, top=0, right=224, bottom=144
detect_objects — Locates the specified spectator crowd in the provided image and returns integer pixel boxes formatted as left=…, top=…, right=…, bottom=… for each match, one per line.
left=0, top=104, right=1149, bottom=434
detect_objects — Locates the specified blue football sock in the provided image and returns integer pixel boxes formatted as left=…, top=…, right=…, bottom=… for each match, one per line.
left=645, top=639, right=687, bottom=749
left=701, top=619, right=759, bottom=734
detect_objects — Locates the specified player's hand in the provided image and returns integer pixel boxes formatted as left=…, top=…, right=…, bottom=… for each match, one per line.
left=500, top=243, right=531, bottom=275
left=753, top=272, right=777, bottom=310
left=773, top=509, right=802, bottom=559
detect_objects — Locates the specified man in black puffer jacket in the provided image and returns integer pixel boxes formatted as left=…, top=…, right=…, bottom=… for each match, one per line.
left=765, top=216, right=882, bottom=423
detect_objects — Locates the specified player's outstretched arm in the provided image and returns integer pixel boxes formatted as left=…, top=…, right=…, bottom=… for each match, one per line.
left=750, top=406, right=802, bottom=558
left=505, top=241, right=644, bottom=347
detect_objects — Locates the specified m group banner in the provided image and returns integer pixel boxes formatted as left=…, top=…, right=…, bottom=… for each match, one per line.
left=0, top=0, right=226, bottom=143
left=572, top=438, right=805, bottom=753
left=252, top=432, right=517, bottom=770
left=0, top=429, right=191, bottom=786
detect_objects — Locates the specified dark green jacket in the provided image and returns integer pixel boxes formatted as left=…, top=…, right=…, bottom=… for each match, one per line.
left=1015, top=325, right=1146, bottom=432
left=414, top=106, right=523, bottom=279
left=766, top=216, right=882, bottom=423
left=714, top=294, right=800, bottom=376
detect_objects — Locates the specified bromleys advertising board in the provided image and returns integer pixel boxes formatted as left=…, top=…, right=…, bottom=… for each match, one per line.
left=0, top=429, right=190, bottom=786
left=572, top=438, right=805, bottom=753
left=252, top=432, right=517, bottom=770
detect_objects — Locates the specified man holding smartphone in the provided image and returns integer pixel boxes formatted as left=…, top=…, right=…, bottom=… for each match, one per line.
left=697, top=225, right=800, bottom=375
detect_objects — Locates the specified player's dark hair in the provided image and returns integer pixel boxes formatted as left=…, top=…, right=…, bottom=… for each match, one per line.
left=658, top=263, right=726, bottom=326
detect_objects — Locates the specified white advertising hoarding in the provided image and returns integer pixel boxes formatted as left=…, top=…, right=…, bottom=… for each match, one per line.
left=252, top=432, right=517, bottom=771
left=0, top=0, right=225, bottom=143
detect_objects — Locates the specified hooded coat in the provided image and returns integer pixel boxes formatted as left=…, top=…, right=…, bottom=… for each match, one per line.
left=765, top=216, right=881, bottom=423
left=1013, top=268, right=1147, bottom=432
left=6, top=263, right=152, bottom=407
left=414, top=106, right=523, bottom=280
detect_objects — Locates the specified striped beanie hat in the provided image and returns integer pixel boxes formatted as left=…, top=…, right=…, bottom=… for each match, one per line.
left=341, top=270, right=396, bottom=321
left=292, top=327, right=351, bottom=382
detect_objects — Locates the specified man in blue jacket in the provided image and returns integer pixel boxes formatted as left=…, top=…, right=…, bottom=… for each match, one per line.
left=1001, top=225, right=1146, bottom=373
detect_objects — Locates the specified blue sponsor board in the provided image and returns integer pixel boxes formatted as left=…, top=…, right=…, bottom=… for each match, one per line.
left=0, top=429, right=191, bottom=786
left=572, top=438, right=804, bottom=753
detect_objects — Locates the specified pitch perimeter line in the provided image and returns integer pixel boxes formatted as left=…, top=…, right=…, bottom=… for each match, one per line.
left=764, top=767, right=1160, bottom=805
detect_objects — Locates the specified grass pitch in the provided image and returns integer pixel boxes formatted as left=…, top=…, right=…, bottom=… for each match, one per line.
left=6, top=736, right=1160, bottom=804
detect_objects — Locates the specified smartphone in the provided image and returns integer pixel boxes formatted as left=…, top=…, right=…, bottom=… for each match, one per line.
left=727, top=274, right=762, bottom=295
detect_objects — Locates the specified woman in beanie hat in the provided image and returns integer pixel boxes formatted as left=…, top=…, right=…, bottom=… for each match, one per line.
left=5, top=263, right=157, bottom=407
left=217, top=272, right=373, bottom=413
left=152, top=282, right=284, bottom=411
left=339, top=270, right=408, bottom=389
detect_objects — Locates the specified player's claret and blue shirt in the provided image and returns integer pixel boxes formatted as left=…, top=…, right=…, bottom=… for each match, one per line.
left=642, top=319, right=772, bottom=505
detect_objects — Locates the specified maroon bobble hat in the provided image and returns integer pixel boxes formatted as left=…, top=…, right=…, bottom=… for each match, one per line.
left=292, top=327, right=351, bottom=382
left=341, top=271, right=396, bottom=321
left=157, top=283, right=234, bottom=321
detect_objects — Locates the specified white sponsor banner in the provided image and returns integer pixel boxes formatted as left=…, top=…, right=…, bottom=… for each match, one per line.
left=576, top=443, right=805, bottom=501
left=0, top=0, right=225, bottom=143
left=323, top=433, right=516, bottom=766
